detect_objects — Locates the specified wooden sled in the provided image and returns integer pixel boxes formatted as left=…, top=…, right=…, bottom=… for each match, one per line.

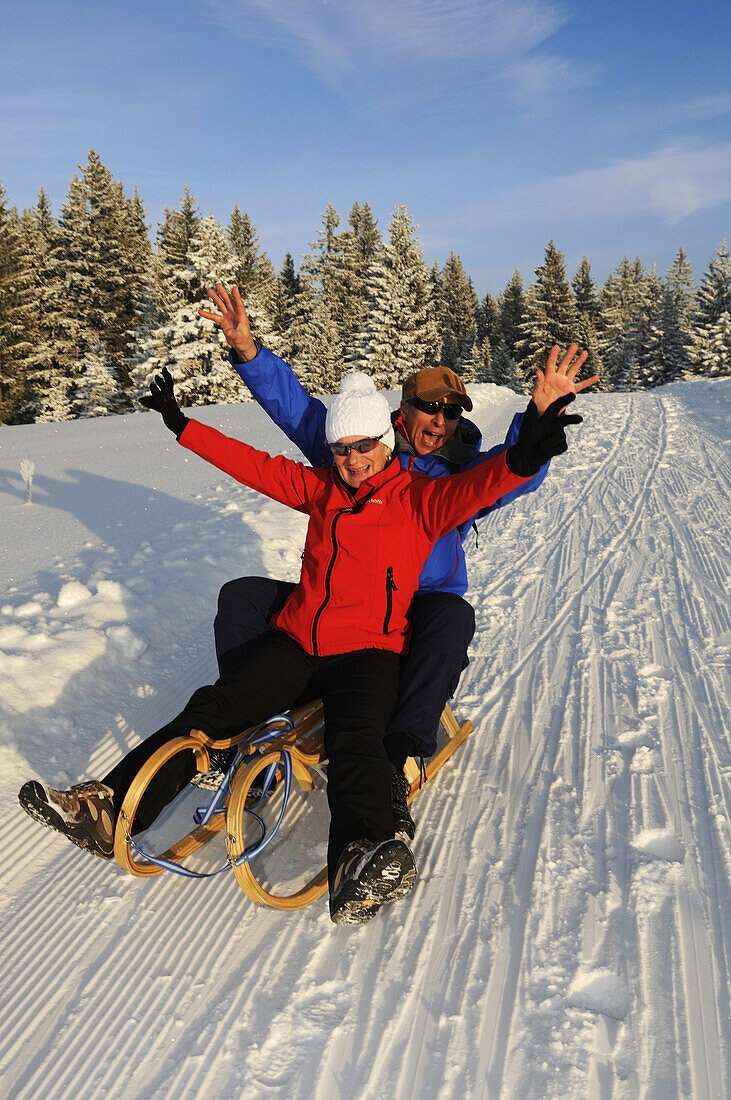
left=114, top=700, right=473, bottom=910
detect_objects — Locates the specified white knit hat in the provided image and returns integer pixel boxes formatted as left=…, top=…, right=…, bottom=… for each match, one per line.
left=325, top=371, right=395, bottom=450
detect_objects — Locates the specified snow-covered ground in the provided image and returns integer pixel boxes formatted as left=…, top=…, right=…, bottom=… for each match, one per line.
left=1, top=378, right=729, bottom=1099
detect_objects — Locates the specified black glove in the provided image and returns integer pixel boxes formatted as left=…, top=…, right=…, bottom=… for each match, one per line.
left=140, top=367, right=188, bottom=439
left=506, top=393, right=583, bottom=477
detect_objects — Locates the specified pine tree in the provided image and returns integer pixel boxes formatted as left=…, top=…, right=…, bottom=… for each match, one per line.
left=571, top=256, right=603, bottom=382
left=600, top=257, right=646, bottom=390
left=463, top=325, right=491, bottom=383
left=16, top=189, right=70, bottom=421
left=20, top=153, right=152, bottom=419
left=493, top=271, right=525, bottom=371
left=272, top=252, right=302, bottom=364
left=703, top=310, right=731, bottom=376
left=303, top=288, right=343, bottom=394
left=131, top=215, right=241, bottom=407
left=155, top=186, right=201, bottom=311
left=648, top=248, right=695, bottom=383
left=228, top=206, right=277, bottom=346
left=516, top=241, right=579, bottom=390
left=0, top=183, right=34, bottom=423
left=229, top=206, right=262, bottom=297
left=357, top=206, right=438, bottom=388
left=298, top=204, right=346, bottom=382
left=478, top=292, right=500, bottom=351
left=73, top=342, right=119, bottom=416
left=27, top=172, right=95, bottom=420
left=490, top=340, right=523, bottom=391
left=337, top=202, right=382, bottom=361
left=687, top=240, right=731, bottom=377
left=437, top=252, right=479, bottom=377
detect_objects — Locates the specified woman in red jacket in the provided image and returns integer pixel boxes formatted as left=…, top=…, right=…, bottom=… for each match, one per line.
left=19, top=369, right=582, bottom=925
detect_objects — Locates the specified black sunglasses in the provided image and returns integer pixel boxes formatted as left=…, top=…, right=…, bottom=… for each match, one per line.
left=407, top=396, right=463, bottom=420
left=329, top=431, right=387, bottom=457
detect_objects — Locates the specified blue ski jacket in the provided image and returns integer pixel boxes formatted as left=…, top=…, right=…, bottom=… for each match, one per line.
left=229, top=346, right=549, bottom=596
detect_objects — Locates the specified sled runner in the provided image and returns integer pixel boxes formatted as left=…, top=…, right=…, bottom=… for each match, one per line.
left=113, top=701, right=473, bottom=910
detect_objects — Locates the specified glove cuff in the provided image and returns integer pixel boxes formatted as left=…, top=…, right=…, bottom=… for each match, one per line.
left=505, top=445, right=541, bottom=478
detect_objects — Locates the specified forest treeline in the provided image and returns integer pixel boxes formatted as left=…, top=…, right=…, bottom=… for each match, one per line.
left=1, top=151, right=729, bottom=425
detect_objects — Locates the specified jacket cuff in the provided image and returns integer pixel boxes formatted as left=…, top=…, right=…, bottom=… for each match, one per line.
left=229, top=341, right=261, bottom=366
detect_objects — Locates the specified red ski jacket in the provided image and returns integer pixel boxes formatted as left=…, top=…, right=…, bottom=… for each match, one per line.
left=180, top=420, right=530, bottom=657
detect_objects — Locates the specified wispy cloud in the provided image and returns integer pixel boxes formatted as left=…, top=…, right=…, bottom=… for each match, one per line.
left=236, top=0, right=566, bottom=71
left=454, top=139, right=731, bottom=228
left=676, top=94, right=731, bottom=122
left=212, top=0, right=581, bottom=110
left=499, top=52, right=581, bottom=115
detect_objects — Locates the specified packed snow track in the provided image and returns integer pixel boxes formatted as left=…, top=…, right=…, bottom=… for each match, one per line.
left=0, top=380, right=728, bottom=1099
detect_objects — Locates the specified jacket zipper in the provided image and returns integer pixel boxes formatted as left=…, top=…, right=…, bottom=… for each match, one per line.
left=383, top=566, right=397, bottom=633
left=310, top=487, right=376, bottom=655
left=311, top=507, right=351, bottom=656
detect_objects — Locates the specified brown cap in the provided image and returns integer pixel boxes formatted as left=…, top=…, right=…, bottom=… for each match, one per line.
left=401, top=367, right=473, bottom=412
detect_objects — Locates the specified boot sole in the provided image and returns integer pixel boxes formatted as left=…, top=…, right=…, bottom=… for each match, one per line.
left=330, top=840, right=417, bottom=926
left=18, top=781, right=114, bottom=860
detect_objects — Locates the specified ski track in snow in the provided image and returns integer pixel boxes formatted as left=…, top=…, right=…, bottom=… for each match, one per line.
left=1, top=383, right=729, bottom=1099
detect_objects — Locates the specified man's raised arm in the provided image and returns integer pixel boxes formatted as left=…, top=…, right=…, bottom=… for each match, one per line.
left=199, top=284, right=330, bottom=467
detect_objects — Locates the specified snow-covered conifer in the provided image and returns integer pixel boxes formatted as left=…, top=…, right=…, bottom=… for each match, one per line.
left=228, top=206, right=277, bottom=347
left=571, top=256, right=603, bottom=382
left=600, top=257, right=646, bottom=390
left=155, top=187, right=201, bottom=312
left=648, top=249, right=695, bottom=384
left=273, top=253, right=305, bottom=365
left=437, top=252, right=479, bottom=377
left=72, top=342, right=119, bottom=417
left=131, top=215, right=242, bottom=408
left=478, top=292, right=500, bottom=352
left=490, top=339, right=523, bottom=391
left=495, top=271, right=526, bottom=365
left=516, top=242, right=579, bottom=390
left=0, top=183, right=34, bottom=423
left=687, top=241, right=731, bottom=377
left=357, top=206, right=438, bottom=387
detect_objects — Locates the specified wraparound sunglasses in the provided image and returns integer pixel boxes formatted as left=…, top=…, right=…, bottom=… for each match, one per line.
left=408, top=396, right=463, bottom=420
left=328, top=431, right=388, bottom=457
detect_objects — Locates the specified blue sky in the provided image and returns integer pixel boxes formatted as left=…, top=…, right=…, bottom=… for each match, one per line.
left=3, top=0, right=729, bottom=295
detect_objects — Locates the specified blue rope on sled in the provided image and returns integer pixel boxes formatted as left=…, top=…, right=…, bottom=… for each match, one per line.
left=124, top=714, right=297, bottom=879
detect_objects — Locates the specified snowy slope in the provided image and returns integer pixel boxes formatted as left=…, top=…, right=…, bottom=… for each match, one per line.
left=1, top=380, right=729, bottom=1100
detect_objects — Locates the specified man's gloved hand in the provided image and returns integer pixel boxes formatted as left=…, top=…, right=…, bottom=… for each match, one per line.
left=140, top=367, right=188, bottom=439
left=506, top=392, right=583, bottom=477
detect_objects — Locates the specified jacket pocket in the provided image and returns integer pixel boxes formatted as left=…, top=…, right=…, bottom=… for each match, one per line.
left=383, top=566, right=398, bottom=633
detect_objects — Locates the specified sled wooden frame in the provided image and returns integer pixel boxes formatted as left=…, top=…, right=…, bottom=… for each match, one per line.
left=114, top=700, right=473, bottom=910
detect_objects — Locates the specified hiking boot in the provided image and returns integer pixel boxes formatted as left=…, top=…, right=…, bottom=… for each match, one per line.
left=191, top=747, right=279, bottom=803
left=329, top=837, right=417, bottom=926
left=391, top=767, right=415, bottom=841
left=18, top=779, right=115, bottom=859
left=190, top=746, right=238, bottom=791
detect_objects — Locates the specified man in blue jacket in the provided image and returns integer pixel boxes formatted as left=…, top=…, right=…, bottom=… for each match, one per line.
left=199, top=285, right=595, bottom=838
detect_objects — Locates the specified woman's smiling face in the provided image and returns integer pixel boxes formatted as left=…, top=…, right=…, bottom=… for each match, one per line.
left=332, top=437, right=392, bottom=489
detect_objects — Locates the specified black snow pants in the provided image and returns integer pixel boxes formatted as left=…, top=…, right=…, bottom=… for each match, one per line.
left=214, top=576, right=475, bottom=762
left=102, top=629, right=399, bottom=881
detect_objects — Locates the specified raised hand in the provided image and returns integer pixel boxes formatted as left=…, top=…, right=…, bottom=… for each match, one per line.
left=199, top=284, right=258, bottom=362
left=532, top=344, right=598, bottom=415
left=507, top=392, right=583, bottom=477
left=140, top=366, right=188, bottom=438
